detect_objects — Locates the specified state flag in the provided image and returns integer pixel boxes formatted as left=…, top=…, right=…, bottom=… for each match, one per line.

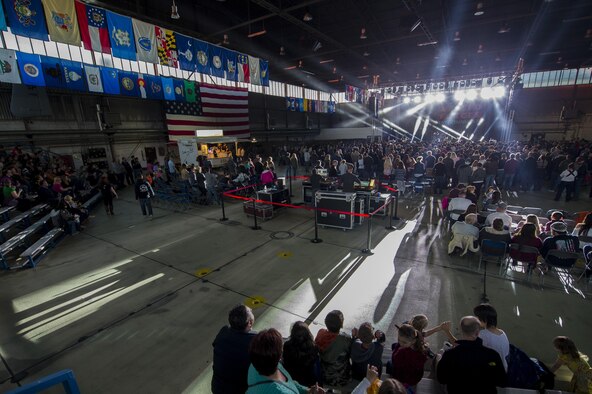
left=0, top=1, right=7, bottom=31
left=209, top=45, right=224, bottom=78
left=248, top=55, right=260, bottom=85
left=156, top=26, right=177, bottom=67
left=161, top=77, right=174, bottom=100
left=132, top=19, right=158, bottom=63
left=17, top=52, right=45, bottom=86
left=184, top=80, right=196, bottom=102
left=237, top=53, right=249, bottom=83
left=173, top=78, right=185, bottom=101
left=106, top=10, right=136, bottom=60
left=119, top=71, right=138, bottom=96
left=62, top=59, right=85, bottom=91
left=176, top=33, right=195, bottom=71
left=137, top=73, right=147, bottom=98
left=194, top=39, right=210, bottom=74
left=42, top=0, right=81, bottom=46
left=144, top=75, right=163, bottom=100
left=0, top=48, right=21, bottom=84
left=223, top=49, right=237, bottom=82
left=84, top=64, right=103, bottom=93
left=259, top=59, right=269, bottom=87
left=75, top=1, right=110, bottom=53
left=100, top=66, right=119, bottom=94
left=3, top=0, right=48, bottom=40
left=41, top=55, right=65, bottom=88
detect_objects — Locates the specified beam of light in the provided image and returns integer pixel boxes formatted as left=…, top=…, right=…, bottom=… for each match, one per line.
left=412, top=96, right=422, bottom=104
left=412, top=116, right=422, bottom=142
left=466, top=89, right=478, bottom=101
left=481, top=87, right=494, bottom=100
left=383, top=118, right=413, bottom=137
left=379, top=102, right=405, bottom=115
left=406, top=102, right=427, bottom=116
left=431, top=123, right=459, bottom=139
left=477, top=117, right=485, bottom=126
left=481, top=114, right=502, bottom=141
left=421, top=116, right=430, bottom=141
left=454, top=91, right=466, bottom=101
left=464, top=119, right=474, bottom=130
left=494, top=86, right=506, bottom=98
left=403, top=97, right=411, bottom=104
left=428, top=118, right=468, bottom=139
left=444, top=98, right=464, bottom=125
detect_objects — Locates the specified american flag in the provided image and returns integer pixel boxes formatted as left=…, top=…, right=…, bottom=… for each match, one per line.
left=165, top=83, right=250, bottom=139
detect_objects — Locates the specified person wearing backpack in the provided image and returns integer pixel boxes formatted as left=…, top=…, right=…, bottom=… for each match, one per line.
left=135, top=173, right=154, bottom=217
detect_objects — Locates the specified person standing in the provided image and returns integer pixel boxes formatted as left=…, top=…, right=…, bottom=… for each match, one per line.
left=134, top=174, right=154, bottom=217
left=100, top=175, right=118, bottom=215
left=555, top=163, right=577, bottom=202
left=122, top=157, right=133, bottom=186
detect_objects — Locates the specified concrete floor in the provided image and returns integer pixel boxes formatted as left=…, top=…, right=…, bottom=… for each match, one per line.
left=0, top=181, right=590, bottom=393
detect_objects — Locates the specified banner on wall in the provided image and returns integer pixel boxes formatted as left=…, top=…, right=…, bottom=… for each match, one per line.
left=223, top=48, right=237, bottom=82
left=132, top=19, right=158, bottom=63
left=161, top=76, right=174, bottom=100
left=17, top=52, right=45, bottom=86
left=144, top=75, right=163, bottom=100
left=194, top=39, right=210, bottom=74
left=100, top=66, right=119, bottom=94
left=172, top=78, right=185, bottom=101
left=118, top=71, right=138, bottom=97
left=84, top=64, right=103, bottom=93
left=175, top=33, right=195, bottom=71
left=156, top=26, right=177, bottom=67
left=3, top=0, right=48, bottom=40
left=41, top=55, right=65, bottom=88
left=62, top=59, right=85, bottom=91
left=248, top=55, right=260, bottom=85
left=0, top=48, right=21, bottom=84
left=0, top=1, right=6, bottom=31
left=237, top=53, right=249, bottom=83
left=42, top=0, right=81, bottom=46
left=260, top=59, right=269, bottom=87
left=75, top=1, right=110, bottom=53
left=209, top=45, right=224, bottom=78
left=106, top=10, right=136, bottom=60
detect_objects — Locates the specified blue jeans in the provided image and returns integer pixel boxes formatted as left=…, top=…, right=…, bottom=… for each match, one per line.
left=503, top=174, right=515, bottom=190
left=139, top=198, right=153, bottom=215
left=484, top=174, right=496, bottom=191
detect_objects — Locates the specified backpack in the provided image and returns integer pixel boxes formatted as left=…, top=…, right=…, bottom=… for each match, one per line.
left=506, top=344, right=554, bottom=390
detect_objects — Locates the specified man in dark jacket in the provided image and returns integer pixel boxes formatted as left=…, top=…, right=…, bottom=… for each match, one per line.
left=211, top=305, right=256, bottom=394
left=437, top=316, right=506, bottom=394
left=134, top=174, right=154, bottom=217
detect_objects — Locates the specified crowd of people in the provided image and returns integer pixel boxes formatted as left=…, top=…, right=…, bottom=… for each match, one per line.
left=211, top=304, right=592, bottom=394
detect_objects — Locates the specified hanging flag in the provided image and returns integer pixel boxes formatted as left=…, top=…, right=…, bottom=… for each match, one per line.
left=106, top=10, right=136, bottom=60
left=0, top=48, right=21, bottom=84
left=156, top=26, right=177, bottom=67
left=3, top=0, right=48, bottom=40
left=62, top=59, right=85, bottom=91
left=222, top=49, right=237, bottom=82
left=75, top=1, right=110, bottom=53
left=237, top=53, right=249, bottom=83
left=184, top=80, right=196, bottom=102
left=144, top=75, right=163, bottom=100
left=118, top=71, right=138, bottom=96
left=41, top=55, right=65, bottom=88
left=42, top=0, right=80, bottom=46
left=17, top=52, right=45, bottom=86
left=0, top=1, right=7, bottom=31
left=194, top=39, right=210, bottom=74
left=137, top=73, right=146, bottom=98
left=175, top=33, right=195, bottom=71
left=100, top=66, right=119, bottom=94
left=165, top=83, right=250, bottom=139
left=328, top=101, right=335, bottom=114
left=84, top=64, right=102, bottom=93
left=132, top=19, right=158, bottom=64
left=259, top=59, right=269, bottom=87
left=209, top=45, right=224, bottom=78
left=172, top=78, right=185, bottom=101
left=248, top=55, right=260, bottom=85
left=161, top=77, right=174, bottom=100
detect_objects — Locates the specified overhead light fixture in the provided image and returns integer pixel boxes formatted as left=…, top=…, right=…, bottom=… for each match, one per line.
left=328, top=79, right=339, bottom=83
left=312, top=41, right=322, bottom=52
left=403, top=97, right=411, bottom=104
left=248, top=29, right=267, bottom=38
left=495, top=54, right=501, bottom=62
left=171, top=0, right=180, bottom=19
left=417, top=41, right=438, bottom=47
left=498, top=22, right=510, bottom=33
left=477, top=44, right=483, bottom=53
left=556, top=56, right=563, bottom=64
left=454, top=90, right=466, bottom=101
left=474, top=2, right=485, bottom=16
left=493, top=86, right=506, bottom=98
left=357, top=74, right=369, bottom=79
left=319, top=58, right=334, bottom=64
left=396, top=57, right=401, bottom=65
left=223, top=34, right=229, bottom=45
left=303, top=10, right=313, bottom=22
left=453, top=31, right=461, bottom=41
left=362, top=65, right=368, bottom=70
left=363, top=51, right=370, bottom=56
left=360, top=28, right=367, bottom=39
left=284, top=65, right=297, bottom=70
left=416, top=73, right=420, bottom=79
left=279, top=46, right=285, bottom=56
left=411, top=19, right=422, bottom=32
left=462, top=58, right=468, bottom=66
left=298, top=60, right=303, bottom=68
left=466, top=89, right=478, bottom=100
left=332, top=66, right=337, bottom=74
left=413, top=96, right=422, bottom=104
left=480, top=87, right=494, bottom=99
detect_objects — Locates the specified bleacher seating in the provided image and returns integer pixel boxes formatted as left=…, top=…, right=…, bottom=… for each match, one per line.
left=0, top=206, right=15, bottom=222
left=0, top=204, right=48, bottom=242
left=81, top=192, right=102, bottom=210
left=0, top=212, right=53, bottom=269
left=19, top=228, right=64, bottom=268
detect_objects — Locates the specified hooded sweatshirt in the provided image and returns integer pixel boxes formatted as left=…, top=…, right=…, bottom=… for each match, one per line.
left=350, top=339, right=384, bottom=381
left=314, top=329, right=352, bottom=386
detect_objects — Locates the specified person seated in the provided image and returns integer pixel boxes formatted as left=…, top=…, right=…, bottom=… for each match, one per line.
left=544, top=211, right=564, bottom=233
left=447, top=192, right=472, bottom=221
left=479, top=218, right=511, bottom=245
left=52, top=176, right=72, bottom=196
left=509, top=223, right=543, bottom=268
left=350, top=322, right=385, bottom=381
left=473, top=304, right=510, bottom=371
left=314, top=310, right=352, bottom=387
left=212, top=305, right=256, bottom=394
left=2, top=179, right=22, bottom=207
left=441, top=189, right=459, bottom=212
left=515, top=214, right=543, bottom=237
left=391, top=324, right=428, bottom=391
left=436, top=316, right=506, bottom=394
left=485, top=202, right=512, bottom=229
left=247, top=328, right=325, bottom=394
left=448, top=213, right=480, bottom=255
left=233, top=171, right=250, bottom=186
left=63, top=195, right=89, bottom=223
left=282, top=321, right=321, bottom=388
left=483, top=190, right=503, bottom=208
left=572, top=213, right=592, bottom=246
left=352, top=366, right=406, bottom=394
left=541, top=222, right=580, bottom=268
left=464, top=185, right=478, bottom=205
left=457, top=203, right=477, bottom=222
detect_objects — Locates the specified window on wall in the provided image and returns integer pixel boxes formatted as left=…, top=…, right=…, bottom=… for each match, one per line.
left=286, top=84, right=302, bottom=98
left=16, top=36, right=33, bottom=53
left=304, top=88, right=317, bottom=100
left=69, top=45, right=83, bottom=62
left=576, top=68, right=591, bottom=85
left=56, top=43, right=71, bottom=60
left=31, top=39, right=46, bottom=56
left=3, top=30, right=19, bottom=50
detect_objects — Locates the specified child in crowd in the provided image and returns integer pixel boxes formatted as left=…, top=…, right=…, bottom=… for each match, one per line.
left=550, top=336, right=592, bottom=394
left=314, top=310, right=352, bottom=387
left=391, top=324, right=428, bottom=393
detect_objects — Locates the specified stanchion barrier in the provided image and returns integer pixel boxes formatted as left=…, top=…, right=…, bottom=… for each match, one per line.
left=288, top=174, right=294, bottom=197
left=385, top=196, right=395, bottom=230
left=311, top=197, right=323, bottom=244
left=219, top=190, right=228, bottom=222
left=251, top=198, right=261, bottom=230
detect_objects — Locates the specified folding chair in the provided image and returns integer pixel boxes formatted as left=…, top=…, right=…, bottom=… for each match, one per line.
left=545, top=209, right=569, bottom=219
left=509, top=214, right=523, bottom=224
left=542, top=249, right=580, bottom=286
left=506, top=205, right=523, bottom=214
left=520, top=207, right=543, bottom=217
left=503, top=243, right=540, bottom=281
left=563, top=219, right=576, bottom=232
left=537, top=217, right=549, bottom=226
left=478, top=239, right=507, bottom=272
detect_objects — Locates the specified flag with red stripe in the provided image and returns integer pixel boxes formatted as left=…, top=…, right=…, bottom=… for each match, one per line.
left=165, top=83, right=250, bottom=139
left=75, top=1, right=111, bottom=54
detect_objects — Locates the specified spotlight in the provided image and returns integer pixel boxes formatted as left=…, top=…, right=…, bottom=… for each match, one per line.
left=403, top=97, right=411, bottom=104
left=466, top=89, right=478, bottom=101
left=360, top=28, right=367, bottom=39
left=412, top=96, right=422, bottom=104
left=454, top=91, right=466, bottom=101
left=477, top=117, right=485, bottom=126
left=435, top=93, right=446, bottom=103
left=493, top=86, right=506, bottom=98
left=171, top=0, right=180, bottom=19
left=474, top=2, right=485, bottom=16
left=480, top=87, right=494, bottom=99
left=425, top=94, right=436, bottom=103
left=303, top=10, right=313, bottom=21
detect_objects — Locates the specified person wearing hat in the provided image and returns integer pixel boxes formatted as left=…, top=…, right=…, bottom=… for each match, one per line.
left=350, top=322, right=385, bottom=381
left=541, top=221, right=580, bottom=268
left=484, top=202, right=512, bottom=229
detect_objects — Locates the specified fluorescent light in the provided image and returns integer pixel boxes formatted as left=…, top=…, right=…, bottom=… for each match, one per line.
left=247, top=29, right=267, bottom=38
left=319, top=59, right=334, bottom=64
left=417, top=41, right=438, bottom=47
